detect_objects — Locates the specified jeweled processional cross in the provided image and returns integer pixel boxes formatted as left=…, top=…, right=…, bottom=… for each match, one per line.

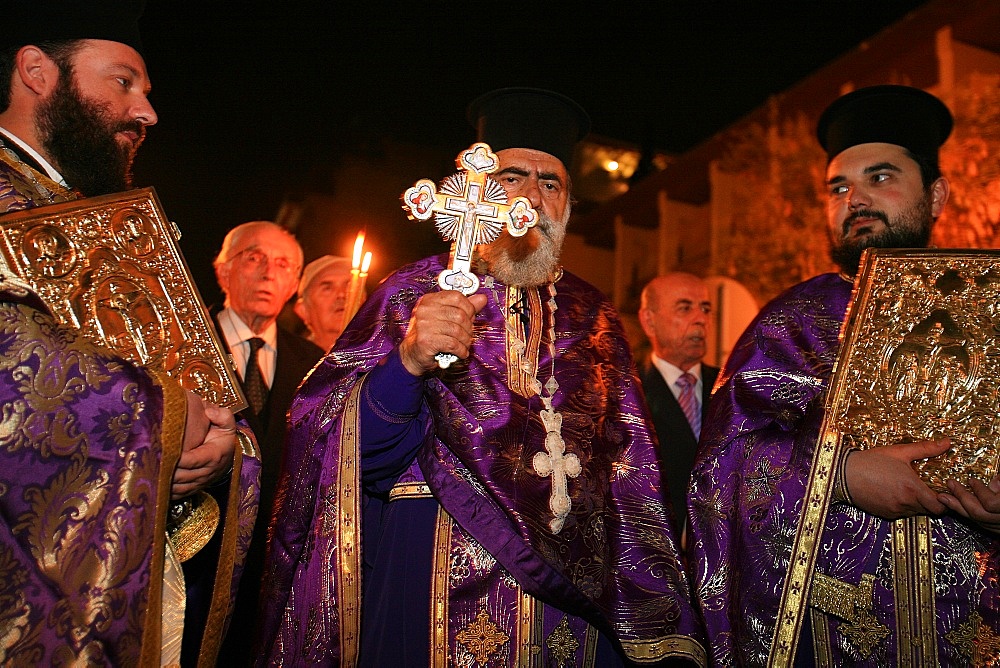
left=402, top=142, right=538, bottom=367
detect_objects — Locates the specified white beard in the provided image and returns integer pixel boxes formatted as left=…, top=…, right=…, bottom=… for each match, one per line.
left=478, top=212, right=568, bottom=287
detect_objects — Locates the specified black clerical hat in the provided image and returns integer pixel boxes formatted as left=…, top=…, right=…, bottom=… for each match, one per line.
left=467, top=87, right=591, bottom=167
left=816, top=85, right=952, bottom=163
left=2, top=0, right=146, bottom=54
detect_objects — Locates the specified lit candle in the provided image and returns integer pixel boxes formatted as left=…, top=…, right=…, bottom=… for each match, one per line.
left=352, top=232, right=365, bottom=268
left=360, top=251, right=372, bottom=281
left=342, top=232, right=365, bottom=331
left=351, top=251, right=373, bottom=317
left=343, top=233, right=373, bottom=329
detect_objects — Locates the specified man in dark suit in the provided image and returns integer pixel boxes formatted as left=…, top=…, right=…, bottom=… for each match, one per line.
left=212, top=220, right=324, bottom=664
left=638, top=272, right=719, bottom=524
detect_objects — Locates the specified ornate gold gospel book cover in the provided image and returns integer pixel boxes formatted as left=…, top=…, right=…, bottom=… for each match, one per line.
left=823, top=248, right=1000, bottom=492
left=0, top=187, right=247, bottom=412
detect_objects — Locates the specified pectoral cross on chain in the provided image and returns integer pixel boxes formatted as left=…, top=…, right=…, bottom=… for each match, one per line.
left=402, top=142, right=538, bottom=367
left=533, top=407, right=581, bottom=534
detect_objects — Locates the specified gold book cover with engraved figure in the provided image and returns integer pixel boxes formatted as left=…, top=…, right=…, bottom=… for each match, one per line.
left=0, top=187, right=247, bottom=412
left=823, top=248, right=1000, bottom=492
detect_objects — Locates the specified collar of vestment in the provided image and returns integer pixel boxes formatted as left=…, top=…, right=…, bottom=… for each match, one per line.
left=0, top=130, right=75, bottom=207
left=0, top=127, right=68, bottom=186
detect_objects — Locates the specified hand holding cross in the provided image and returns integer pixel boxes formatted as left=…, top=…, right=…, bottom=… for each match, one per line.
left=402, top=143, right=538, bottom=367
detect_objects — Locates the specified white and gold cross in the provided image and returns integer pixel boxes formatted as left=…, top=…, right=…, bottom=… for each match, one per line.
left=533, top=407, right=581, bottom=534
left=402, top=143, right=538, bottom=367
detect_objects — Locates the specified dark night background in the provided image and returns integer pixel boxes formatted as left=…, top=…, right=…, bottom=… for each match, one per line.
left=133, top=1, right=929, bottom=304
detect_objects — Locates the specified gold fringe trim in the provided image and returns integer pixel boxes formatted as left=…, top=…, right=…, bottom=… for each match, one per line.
left=337, top=381, right=365, bottom=665
left=768, top=431, right=841, bottom=666
left=195, top=428, right=251, bottom=667
left=142, top=371, right=187, bottom=667
left=430, top=508, right=453, bottom=668
left=892, top=516, right=937, bottom=666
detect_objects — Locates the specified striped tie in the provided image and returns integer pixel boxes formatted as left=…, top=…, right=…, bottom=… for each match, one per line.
left=676, top=372, right=701, bottom=440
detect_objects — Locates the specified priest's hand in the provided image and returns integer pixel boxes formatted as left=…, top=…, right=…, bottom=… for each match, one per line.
left=938, top=476, right=1000, bottom=534
left=399, top=290, right=489, bottom=376
left=181, top=388, right=210, bottom=451
left=172, top=393, right=237, bottom=499
left=845, top=438, right=951, bottom=519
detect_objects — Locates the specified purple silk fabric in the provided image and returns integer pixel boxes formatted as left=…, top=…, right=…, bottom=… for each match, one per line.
left=260, top=254, right=703, bottom=665
left=0, top=291, right=172, bottom=665
left=687, top=273, right=1000, bottom=666
left=0, top=159, right=263, bottom=665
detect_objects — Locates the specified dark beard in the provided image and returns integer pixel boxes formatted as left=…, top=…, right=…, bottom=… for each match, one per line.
left=830, top=199, right=933, bottom=276
left=36, top=76, right=144, bottom=197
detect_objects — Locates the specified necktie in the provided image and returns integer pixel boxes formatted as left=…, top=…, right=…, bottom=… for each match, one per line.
left=676, top=372, right=701, bottom=440
left=243, top=337, right=269, bottom=416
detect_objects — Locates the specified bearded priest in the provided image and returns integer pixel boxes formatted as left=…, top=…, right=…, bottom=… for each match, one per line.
left=259, top=88, right=706, bottom=667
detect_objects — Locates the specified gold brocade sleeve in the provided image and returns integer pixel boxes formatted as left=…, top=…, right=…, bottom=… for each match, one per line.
left=140, top=371, right=187, bottom=667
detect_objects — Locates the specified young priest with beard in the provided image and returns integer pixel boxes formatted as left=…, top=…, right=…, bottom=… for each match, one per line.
left=0, top=5, right=257, bottom=665
left=687, top=85, right=1000, bottom=666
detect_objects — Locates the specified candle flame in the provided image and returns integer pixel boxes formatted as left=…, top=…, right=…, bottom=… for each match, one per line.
left=352, top=232, right=365, bottom=269
left=343, top=233, right=370, bottom=331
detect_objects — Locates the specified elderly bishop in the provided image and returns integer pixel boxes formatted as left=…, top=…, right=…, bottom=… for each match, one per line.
left=259, top=88, right=705, bottom=667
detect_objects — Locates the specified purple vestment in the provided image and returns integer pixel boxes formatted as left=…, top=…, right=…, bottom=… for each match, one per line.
left=0, top=281, right=176, bottom=664
left=0, top=148, right=262, bottom=665
left=261, top=254, right=705, bottom=666
left=687, top=273, right=1000, bottom=666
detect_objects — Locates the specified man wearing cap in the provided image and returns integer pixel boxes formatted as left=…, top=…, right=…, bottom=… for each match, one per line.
left=294, top=254, right=354, bottom=351
left=687, top=85, right=1000, bottom=665
left=0, top=3, right=259, bottom=666
left=260, top=88, right=705, bottom=666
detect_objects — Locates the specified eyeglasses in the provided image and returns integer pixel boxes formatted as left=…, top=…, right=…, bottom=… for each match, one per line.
left=231, top=247, right=300, bottom=276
